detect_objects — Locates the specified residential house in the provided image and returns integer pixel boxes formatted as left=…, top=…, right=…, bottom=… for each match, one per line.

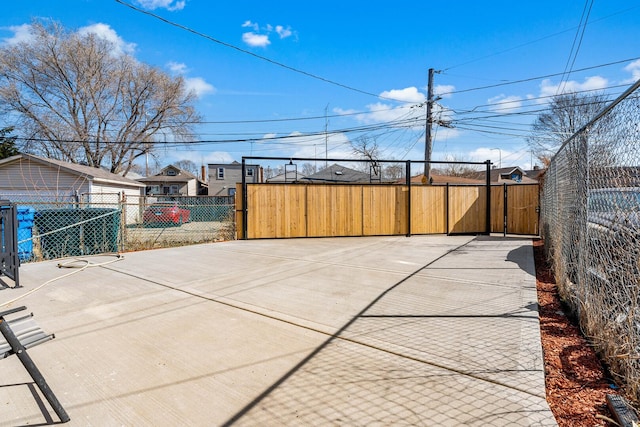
left=266, top=171, right=306, bottom=182
left=301, top=163, right=376, bottom=184
left=469, top=166, right=539, bottom=184
left=405, top=173, right=484, bottom=185
left=0, top=153, right=145, bottom=202
left=524, top=166, right=546, bottom=182
left=0, top=153, right=146, bottom=223
left=137, top=165, right=207, bottom=196
left=208, top=161, right=262, bottom=196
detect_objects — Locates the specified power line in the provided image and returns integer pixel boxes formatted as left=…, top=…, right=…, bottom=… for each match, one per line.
left=451, top=83, right=627, bottom=116
left=114, top=0, right=402, bottom=102
left=438, top=56, right=640, bottom=97
left=443, top=5, right=640, bottom=71
left=13, top=116, right=422, bottom=146
left=557, top=0, right=595, bottom=94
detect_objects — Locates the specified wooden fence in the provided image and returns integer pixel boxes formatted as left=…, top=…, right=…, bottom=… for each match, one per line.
left=236, top=183, right=539, bottom=239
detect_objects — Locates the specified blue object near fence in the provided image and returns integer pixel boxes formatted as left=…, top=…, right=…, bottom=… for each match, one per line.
left=16, top=207, right=35, bottom=261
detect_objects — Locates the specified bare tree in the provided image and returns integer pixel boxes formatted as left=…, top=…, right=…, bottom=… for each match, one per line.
left=300, top=162, right=316, bottom=176
left=0, top=20, right=201, bottom=175
left=351, top=135, right=380, bottom=177
left=384, top=163, right=405, bottom=180
left=173, top=159, right=198, bottom=176
left=432, top=154, right=480, bottom=177
left=527, top=92, right=610, bottom=163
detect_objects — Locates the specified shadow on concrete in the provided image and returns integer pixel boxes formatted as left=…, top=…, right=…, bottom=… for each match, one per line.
left=221, top=236, right=554, bottom=426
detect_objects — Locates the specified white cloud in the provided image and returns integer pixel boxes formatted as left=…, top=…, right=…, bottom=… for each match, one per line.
left=79, top=23, right=136, bottom=56
left=1, top=24, right=33, bottom=45
left=242, top=32, right=270, bottom=47
left=184, top=77, right=215, bottom=98
left=253, top=131, right=352, bottom=159
left=1, top=23, right=137, bottom=56
left=469, top=147, right=503, bottom=162
left=241, top=21, right=295, bottom=47
left=359, top=102, right=419, bottom=125
left=241, top=21, right=259, bottom=31
left=135, top=0, right=186, bottom=11
left=539, top=76, right=608, bottom=97
left=201, top=151, right=234, bottom=163
left=379, top=87, right=425, bottom=103
left=624, top=59, right=640, bottom=83
left=166, top=62, right=214, bottom=98
left=434, top=84, right=455, bottom=99
left=487, top=94, right=523, bottom=114
left=167, top=61, right=188, bottom=74
left=275, top=25, right=293, bottom=39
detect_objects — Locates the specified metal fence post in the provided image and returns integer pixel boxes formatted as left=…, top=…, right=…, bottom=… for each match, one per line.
left=406, top=160, right=411, bottom=237
left=485, top=160, right=491, bottom=235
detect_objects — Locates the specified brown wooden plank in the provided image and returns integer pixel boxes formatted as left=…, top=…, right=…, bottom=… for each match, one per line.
left=506, top=184, right=539, bottom=235
left=410, top=186, right=447, bottom=234
left=448, top=186, right=486, bottom=234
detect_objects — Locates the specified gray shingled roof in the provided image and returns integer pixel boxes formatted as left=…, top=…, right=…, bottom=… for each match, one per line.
left=0, top=154, right=145, bottom=187
left=301, top=164, right=374, bottom=183
left=138, top=165, right=201, bottom=184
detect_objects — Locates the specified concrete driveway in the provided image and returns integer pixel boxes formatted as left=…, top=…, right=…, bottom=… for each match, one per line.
left=0, top=235, right=556, bottom=426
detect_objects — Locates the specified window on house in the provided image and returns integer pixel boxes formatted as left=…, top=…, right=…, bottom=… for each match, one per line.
left=150, top=185, right=160, bottom=194
left=217, top=167, right=225, bottom=179
left=167, top=169, right=177, bottom=176
left=246, top=168, right=254, bottom=177
left=170, top=185, right=179, bottom=194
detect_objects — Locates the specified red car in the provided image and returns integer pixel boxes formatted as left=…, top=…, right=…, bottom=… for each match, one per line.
left=143, top=203, right=190, bottom=226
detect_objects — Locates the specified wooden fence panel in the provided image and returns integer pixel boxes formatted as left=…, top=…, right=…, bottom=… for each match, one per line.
left=239, top=182, right=538, bottom=239
left=411, top=186, right=447, bottom=234
left=448, top=186, right=487, bottom=234
left=491, top=185, right=505, bottom=233
left=247, top=184, right=306, bottom=238
left=306, top=185, right=363, bottom=237
left=506, top=184, right=539, bottom=235
left=363, top=186, right=408, bottom=235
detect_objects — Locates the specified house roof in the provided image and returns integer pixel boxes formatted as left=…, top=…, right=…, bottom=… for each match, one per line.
left=404, top=173, right=484, bottom=185
left=266, top=171, right=307, bottom=182
left=468, top=166, right=539, bottom=184
left=138, top=165, right=203, bottom=184
left=0, top=154, right=145, bottom=187
left=301, top=163, right=375, bottom=183
left=524, top=168, right=546, bottom=181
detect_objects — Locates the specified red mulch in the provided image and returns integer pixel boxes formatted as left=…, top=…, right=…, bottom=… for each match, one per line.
left=533, top=239, right=620, bottom=426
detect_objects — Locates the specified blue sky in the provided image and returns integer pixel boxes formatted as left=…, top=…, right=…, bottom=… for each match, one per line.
left=3, top=0, right=640, bottom=172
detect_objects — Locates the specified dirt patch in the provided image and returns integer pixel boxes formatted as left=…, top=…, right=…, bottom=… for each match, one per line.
left=533, top=238, right=622, bottom=426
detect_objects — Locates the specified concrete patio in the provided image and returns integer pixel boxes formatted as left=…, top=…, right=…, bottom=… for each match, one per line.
left=0, top=235, right=556, bottom=426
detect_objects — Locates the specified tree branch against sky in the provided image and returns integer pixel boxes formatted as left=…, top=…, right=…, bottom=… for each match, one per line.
left=0, top=20, right=202, bottom=175
left=4, top=1, right=640, bottom=170
left=527, top=92, right=610, bottom=164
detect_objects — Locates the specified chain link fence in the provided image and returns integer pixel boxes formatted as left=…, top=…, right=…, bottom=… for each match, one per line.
left=6, top=193, right=235, bottom=262
left=540, top=80, right=640, bottom=403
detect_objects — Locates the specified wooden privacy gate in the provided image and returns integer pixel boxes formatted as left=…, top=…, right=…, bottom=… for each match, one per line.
left=236, top=183, right=539, bottom=239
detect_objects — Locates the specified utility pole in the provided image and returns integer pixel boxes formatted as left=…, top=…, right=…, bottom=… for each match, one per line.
left=324, top=103, right=329, bottom=169
left=424, top=68, right=434, bottom=184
